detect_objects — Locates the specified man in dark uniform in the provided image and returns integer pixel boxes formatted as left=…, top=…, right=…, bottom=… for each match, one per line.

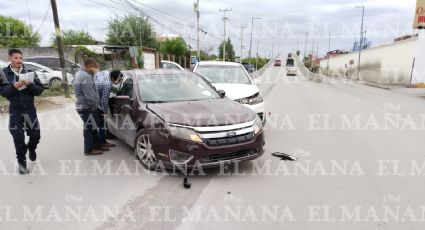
left=0, top=49, right=44, bottom=174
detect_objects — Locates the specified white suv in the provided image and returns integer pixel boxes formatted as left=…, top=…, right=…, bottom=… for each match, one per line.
left=193, top=61, right=266, bottom=125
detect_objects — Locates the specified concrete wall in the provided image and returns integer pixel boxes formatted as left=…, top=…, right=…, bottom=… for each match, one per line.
left=0, top=47, right=77, bottom=62
left=320, top=37, right=418, bottom=85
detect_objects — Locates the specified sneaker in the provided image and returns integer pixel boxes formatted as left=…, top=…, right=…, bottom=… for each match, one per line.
left=29, top=149, right=37, bottom=161
left=84, top=149, right=104, bottom=156
left=95, top=146, right=110, bottom=152
left=18, top=161, right=29, bottom=175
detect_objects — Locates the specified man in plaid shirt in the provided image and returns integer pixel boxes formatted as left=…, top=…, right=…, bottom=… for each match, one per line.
left=95, top=70, right=115, bottom=148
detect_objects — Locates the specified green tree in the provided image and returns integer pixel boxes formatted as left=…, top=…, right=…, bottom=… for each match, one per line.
left=218, top=38, right=235, bottom=62
left=0, top=16, right=40, bottom=47
left=190, top=50, right=213, bottom=61
left=106, top=15, right=157, bottom=48
left=160, top=38, right=187, bottom=58
left=51, top=29, right=96, bottom=46
left=242, top=57, right=268, bottom=70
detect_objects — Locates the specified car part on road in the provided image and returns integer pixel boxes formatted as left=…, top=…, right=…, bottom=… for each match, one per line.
left=271, top=152, right=298, bottom=161
left=183, top=177, right=192, bottom=189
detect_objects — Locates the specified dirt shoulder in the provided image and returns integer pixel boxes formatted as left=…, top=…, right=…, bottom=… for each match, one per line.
left=0, top=96, right=75, bottom=115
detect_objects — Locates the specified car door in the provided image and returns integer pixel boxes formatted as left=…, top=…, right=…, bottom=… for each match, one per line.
left=24, top=64, right=48, bottom=85
left=113, top=76, right=137, bottom=145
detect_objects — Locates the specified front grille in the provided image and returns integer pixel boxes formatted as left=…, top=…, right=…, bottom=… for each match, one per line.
left=200, top=148, right=258, bottom=164
left=203, top=132, right=255, bottom=147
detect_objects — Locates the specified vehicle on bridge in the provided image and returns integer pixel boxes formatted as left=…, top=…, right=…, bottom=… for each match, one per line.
left=286, top=58, right=298, bottom=76
left=274, top=59, right=282, bottom=67
left=106, top=69, right=265, bottom=170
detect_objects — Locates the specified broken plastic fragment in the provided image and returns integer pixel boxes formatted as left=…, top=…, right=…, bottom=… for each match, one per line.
left=183, top=177, right=192, bottom=189
left=271, top=152, right=298, bottom=161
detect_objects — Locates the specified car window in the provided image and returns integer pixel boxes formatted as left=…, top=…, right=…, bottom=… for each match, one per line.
left=162, top=62, right=181, bottom=70
left=195, top=65, right=251, bottom=84
left=25, top=64, right=44, bottom=72
left=118, top=78, right=134, bottom=98
left=64, top=60, right=74, bottom=68
left=138, top=73, right=220, bottom=103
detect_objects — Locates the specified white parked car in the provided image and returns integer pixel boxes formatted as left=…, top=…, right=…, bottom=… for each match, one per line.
left=24, top=62, right=74, bottom=88
left=160, top=60, right=185, bottom=71
left=0, top=60, right=8, bottom=68
left=193, top=61, right=266, bottom=125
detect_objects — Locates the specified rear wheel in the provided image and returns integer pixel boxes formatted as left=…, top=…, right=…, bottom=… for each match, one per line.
left=49, top=78, right=62, bottom=87
left=135, top=131, right=158, bottom=171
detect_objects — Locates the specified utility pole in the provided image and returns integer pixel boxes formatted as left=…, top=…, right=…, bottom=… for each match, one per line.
left=50, top=0, right=69, bottom=98
left=296, top=39, right=299, bottom=52
left=271, top=38, right=274, bottom=58
left=277, top=40, right=280, bottom=55
left=219, top=8, right=232, bottom=61
left=194, top=0, right=200, bottom=60
left=326, top=32, right=331, bottom=76
left=357, top=5, right=365, bottom=80
left=239, top=26, right=246, bottom=63
left=256, top=40, right=259, bottom=70
left=303, top=32, right=308, bottom=60
left=248, top=17, right=262, bottom=64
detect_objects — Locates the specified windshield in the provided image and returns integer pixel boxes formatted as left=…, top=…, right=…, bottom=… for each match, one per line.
left=195, top=65, right=251, bottom=84
left=138, top=73, right=221, bottom=103
left=286, top=59, right=294, bottom=67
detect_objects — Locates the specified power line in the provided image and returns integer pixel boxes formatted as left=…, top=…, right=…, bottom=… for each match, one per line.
left=35, top=0, right=51, bottom=34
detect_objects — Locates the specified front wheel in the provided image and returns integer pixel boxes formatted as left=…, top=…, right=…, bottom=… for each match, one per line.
left=135, top=130, right=159, bottom=171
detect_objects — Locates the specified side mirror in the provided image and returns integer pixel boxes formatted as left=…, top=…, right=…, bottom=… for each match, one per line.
left=217, top=89, right=226, bottom=98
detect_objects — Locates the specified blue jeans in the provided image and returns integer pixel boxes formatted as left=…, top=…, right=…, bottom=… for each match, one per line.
left=9, top=105, right=40, bottom=163
left=96, top=109, right=107, bottom=145
left=77, top=109, right=100, bottom=153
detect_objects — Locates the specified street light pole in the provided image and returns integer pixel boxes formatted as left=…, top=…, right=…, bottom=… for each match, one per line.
left=240, top=26, right=246, bottom=63
left=326, top=32, right=331, bottom=76
left=303, top=32, right=308, bottom=60
left=219, top=8, right=232, bottom=61
left=248, top=17, right=261, bottom=64
left=357, top=5, right=365, bottom=81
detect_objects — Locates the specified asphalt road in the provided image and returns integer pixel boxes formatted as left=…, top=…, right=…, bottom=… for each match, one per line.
left=2, top=58, right=425, bottom=230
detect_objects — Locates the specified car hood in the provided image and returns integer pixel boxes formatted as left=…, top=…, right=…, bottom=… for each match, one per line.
left=212, top=83, right=259, bottom=100
left=147, top=99, right=256, bottom=127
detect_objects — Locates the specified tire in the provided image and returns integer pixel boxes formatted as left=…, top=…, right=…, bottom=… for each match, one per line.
left=49, top=78, right=62, bottom=87
left=134, top=130, right=159, bottom=171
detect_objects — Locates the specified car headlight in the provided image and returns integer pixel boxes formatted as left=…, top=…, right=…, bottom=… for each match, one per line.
left=166, top=124, right=203, bottom=143
left=169, top=150, right=193, bottom=165
left=235, top=93, right=264, bottom=105
left=253, top=117, right=263, bottom=135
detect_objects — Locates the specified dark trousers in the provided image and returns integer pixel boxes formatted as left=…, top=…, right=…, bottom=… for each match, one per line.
left=77, top=109, right=100, bottom=153
left=8, top=105, right=40, bottom=164
left=96, top=109, right=107, bottom=145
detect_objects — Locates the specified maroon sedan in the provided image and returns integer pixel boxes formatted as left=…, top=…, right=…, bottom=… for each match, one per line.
left=106, top=69, right=265, bottom=170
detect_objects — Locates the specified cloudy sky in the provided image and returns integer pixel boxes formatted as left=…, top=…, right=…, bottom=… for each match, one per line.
left=0, top=0, right=418, bottom=58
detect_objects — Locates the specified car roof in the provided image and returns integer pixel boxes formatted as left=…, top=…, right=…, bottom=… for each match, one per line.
left=197, top=61, right=242, bottom=67
left=123, top=69, right=195, bottom=78
left=24, top=62, right=56, bottom=72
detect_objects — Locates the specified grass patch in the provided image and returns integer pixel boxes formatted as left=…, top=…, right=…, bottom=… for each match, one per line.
left=41, top=85, right=73, bottom=97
